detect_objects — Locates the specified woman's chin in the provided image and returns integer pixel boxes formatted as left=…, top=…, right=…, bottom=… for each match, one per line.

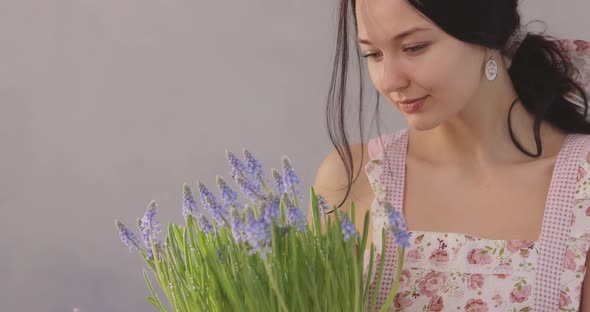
left=406, top=117, right=439, bottom=132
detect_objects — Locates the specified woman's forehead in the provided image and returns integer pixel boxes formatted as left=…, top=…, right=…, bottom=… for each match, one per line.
left=355, top=0, right=433, bottom=42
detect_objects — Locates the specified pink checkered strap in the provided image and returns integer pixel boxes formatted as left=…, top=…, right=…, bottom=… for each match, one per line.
left=366, top=129, right=409, bottom=308
left=533, top=133, right=590, bottom=311
left=366, top=129, right=590, bottom=310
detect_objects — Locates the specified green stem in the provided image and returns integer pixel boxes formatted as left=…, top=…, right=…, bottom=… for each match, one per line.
left=263, top=259, right=289, bottom=312
left=370, top=229, right=387, bottom=312
left=150, top=238, right=175, bottom=311
left=378, top=246, right=404, bottom=312
left=290, top=184, right=299, bottom=208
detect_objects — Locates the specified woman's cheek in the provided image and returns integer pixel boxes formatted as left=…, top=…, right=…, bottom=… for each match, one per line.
left=367, top=63, right=384, bottom=92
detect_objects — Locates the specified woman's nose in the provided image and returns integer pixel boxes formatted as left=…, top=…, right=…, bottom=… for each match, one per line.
left=379, top=56, right=409, bottom=94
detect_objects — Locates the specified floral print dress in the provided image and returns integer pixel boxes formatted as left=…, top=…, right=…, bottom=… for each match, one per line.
left=363, top=129, right=590, bottom=311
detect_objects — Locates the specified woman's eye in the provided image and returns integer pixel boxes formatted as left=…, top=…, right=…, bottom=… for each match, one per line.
left=361, top=52, right=380, bottom=59
left=404, top=43, right=429, bottom=54
left=362, top=43, right=429, bottom=59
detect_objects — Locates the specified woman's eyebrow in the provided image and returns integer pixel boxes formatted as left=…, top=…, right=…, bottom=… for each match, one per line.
left=357, top=26, right=431, bottom=45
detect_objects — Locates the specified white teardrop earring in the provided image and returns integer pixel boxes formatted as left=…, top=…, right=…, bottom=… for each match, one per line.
left=485, top=55, right=498, bottom=81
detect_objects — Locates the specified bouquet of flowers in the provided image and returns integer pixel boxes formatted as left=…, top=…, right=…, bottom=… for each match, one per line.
left=115, top=149, right=409, bottom=311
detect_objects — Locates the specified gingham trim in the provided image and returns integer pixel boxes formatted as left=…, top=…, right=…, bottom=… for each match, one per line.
left=533, top=133, right=590, bottom=311
left=366, top=128, right=409, bottom=309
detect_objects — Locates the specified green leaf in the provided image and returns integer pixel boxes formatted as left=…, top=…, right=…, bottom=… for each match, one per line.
left=362, top=245, right=375, bottom=307
left=310, top=187, right=322, bottom=236
left=370, top=228, right=387, bottom=312
left=143, top=269, right=168, bottom=312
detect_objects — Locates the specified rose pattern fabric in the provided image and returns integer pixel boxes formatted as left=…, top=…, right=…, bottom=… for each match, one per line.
left=558, top=39, right=590, bottom=118
left=364, top=144, right=590, bottom=311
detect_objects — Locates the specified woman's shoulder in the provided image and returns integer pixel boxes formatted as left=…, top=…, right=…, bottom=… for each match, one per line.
left=310, top=142, right=374, bottom=206
left=308, top=142, right=377, bottom=223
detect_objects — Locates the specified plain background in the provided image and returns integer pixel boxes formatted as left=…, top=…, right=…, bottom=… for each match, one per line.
left=1, top=0, right=589, bottom=311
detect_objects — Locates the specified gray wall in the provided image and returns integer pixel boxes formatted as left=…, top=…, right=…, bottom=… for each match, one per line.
left=1, top=1, right=588, bottom=311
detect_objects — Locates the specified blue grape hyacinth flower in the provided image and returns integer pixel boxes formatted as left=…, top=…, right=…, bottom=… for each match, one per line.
left=216, top=175, right=243, bottom=211
left=243, top=205, right=272, bottom=259
left=197, top=215, right=215, bottom=234
left=339, top=212, right=359, bottom=241
left=317, top=194, right=330, bottom=214
left=262, top=194, right=281, bottom=225
left=226, top=150, right=249, bottom=178
left=182, top=183, right=199, bottom=219
left=243, top=148, right=269, bottom=190
left=281, top=156, right=300, bottom=190
left=234, top=174, right=266, bottom=203
left=227, top=150, right=265, bottom=199
left=140, top=201, right=162, bottom=259
left=281, top=156, right=303, bottom=206
left=198, top=181, right=228, bottom=227
left=271, top=169, right=286, bottom=196
left=116, top=220, right=142, bottom=252
left=384, top=202, right=411, bottom=248
left=283, top=193, right=306, bottom=233
left=229, top=207, right=246, bottom=243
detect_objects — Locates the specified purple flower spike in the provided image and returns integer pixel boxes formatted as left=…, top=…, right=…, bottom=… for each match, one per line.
left=197, top=215, right=215, bottom=234
left=281, top=156, right=300, bottom=188
left=207, top=197, right=228, bottom=227
left=394, top=230, right=411, bottom=248
left=317, top=194, right=330, bottom=214
left=271, top=169, right=286, bottom=195
left=229, top=207, right=246, bottom=243
left=385, top=202, right=410, bottom=248
left=140, top=201, right=162, bottom=259
left=243, top=148, right=265, bottom=181
left=116, top=220, right=142, bottom=252
left=197, top=181, right=216, bottom=207
left=226, top=151, right=249, bottom=179
left=182, top=183, right=199, bottom=219
left=283, top=194, right=306, bottom=232
left=216, top=176, right=243, bottom=210
left=198, top=181, right=228, bottom=226
left=243, top=148, right=269, bottom=194
left=387, top=209, right=405, bottom=229
left=243, top=206, right=272, bottom=259
left=339, top=212, right=358, bottom=241
left=281, top=156, right=302, bottom=204
left=234, top=174, right=265, bottom=203
left=262, top=195, right=280, bottom=225
left=227, top=150, right=265, bottom=202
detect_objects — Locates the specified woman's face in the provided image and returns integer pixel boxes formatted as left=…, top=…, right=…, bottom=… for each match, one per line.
left=355, top=0, right=488, bottom=130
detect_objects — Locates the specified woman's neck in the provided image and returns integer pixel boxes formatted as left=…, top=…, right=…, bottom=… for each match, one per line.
left=407, top=78, right=567, bottom=167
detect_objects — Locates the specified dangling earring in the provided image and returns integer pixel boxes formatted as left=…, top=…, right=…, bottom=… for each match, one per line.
left=485, top=55, right=498, bottom=81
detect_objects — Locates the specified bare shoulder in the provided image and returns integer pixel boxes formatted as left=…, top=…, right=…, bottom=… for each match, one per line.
left=308, top=143, right=374, bottom=221
left=313, top=143, right=371, bottom=189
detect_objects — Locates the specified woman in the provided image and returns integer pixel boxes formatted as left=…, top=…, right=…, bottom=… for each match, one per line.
left=309, top=0, right=590, bottom=310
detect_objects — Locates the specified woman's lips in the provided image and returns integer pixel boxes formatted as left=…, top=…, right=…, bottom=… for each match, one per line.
left=398, top=96, right=427, bottom=114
